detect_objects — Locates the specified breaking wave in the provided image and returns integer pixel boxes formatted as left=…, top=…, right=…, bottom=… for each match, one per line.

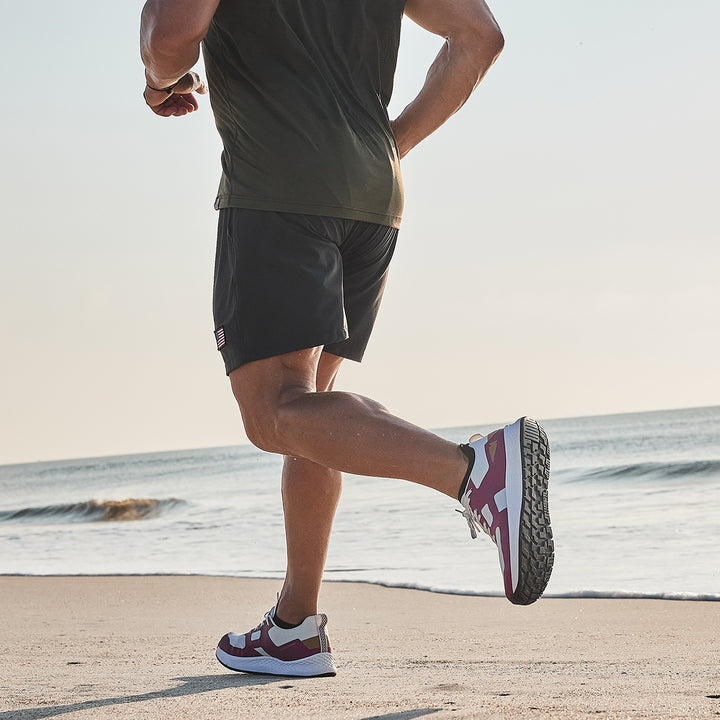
left=562, top=458, right=720, bottom=483
left=0, top=498, right=185, bottom=524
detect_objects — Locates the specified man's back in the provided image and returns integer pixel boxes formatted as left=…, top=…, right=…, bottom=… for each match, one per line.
left=202, top=0, right=405, bottom=227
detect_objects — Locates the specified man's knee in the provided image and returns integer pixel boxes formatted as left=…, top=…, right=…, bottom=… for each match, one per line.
left=241, top=413, right=280, bottom=454
left=229, top=350, right=321, bottom=454
left=237, top=398, right=284, bottom=454
left=237, top=384, right=310, bottom=455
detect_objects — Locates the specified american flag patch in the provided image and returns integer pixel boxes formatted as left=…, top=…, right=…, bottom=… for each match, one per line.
left=214, top=326, right=226, bottom=350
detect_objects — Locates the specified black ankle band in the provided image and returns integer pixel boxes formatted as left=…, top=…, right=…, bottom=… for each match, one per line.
left=273, top=612, right=302, bottom=630
left=457, top=444, right=475, bottom=502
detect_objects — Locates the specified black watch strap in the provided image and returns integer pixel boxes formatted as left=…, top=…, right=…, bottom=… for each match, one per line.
left=146, top=80, right=180, bottom=95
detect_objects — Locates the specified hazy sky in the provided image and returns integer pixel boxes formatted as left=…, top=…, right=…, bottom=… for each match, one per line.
left=1, top=0, right=718, bottom=464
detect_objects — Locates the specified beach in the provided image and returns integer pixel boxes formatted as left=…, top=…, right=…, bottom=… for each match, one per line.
left=1, top=577, right=718, bottom=719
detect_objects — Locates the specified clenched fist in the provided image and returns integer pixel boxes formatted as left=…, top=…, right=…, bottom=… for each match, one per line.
left=144, top=71, right=207, bottom=117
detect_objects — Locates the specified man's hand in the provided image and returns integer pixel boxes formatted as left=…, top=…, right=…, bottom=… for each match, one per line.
left=144, top=71, right=207, bottom=117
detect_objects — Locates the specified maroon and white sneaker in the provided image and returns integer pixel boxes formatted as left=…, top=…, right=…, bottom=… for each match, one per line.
left=215, top=607, right=337, bottom=677
left=458, top=417, right=554, bottom=605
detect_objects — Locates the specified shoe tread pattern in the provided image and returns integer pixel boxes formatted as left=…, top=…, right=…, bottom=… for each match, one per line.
left=511, top=417, right=554, bottom=605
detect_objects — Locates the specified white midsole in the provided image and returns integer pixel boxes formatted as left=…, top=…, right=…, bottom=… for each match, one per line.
left=216, top=646, right=337, bottom=677
left=504, top=418, right=524, bottom=594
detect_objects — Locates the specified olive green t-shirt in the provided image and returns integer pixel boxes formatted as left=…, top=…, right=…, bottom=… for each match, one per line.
left=202, top=0, right=405, bottom=228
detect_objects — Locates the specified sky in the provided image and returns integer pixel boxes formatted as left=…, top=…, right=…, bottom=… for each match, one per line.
left=1, top=0, right=719, bottom=464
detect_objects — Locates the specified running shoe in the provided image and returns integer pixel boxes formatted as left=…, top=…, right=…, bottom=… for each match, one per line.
left=458, top=416, right=553, bottom=605
left=215, top=607, right=337, bottom=677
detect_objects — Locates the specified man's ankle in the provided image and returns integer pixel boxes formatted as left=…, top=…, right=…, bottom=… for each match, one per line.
left=275, top=598, right=316, bottom=626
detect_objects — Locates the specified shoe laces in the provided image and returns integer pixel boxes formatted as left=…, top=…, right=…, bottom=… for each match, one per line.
left=456, top=507, right=494, bottom=544
left=249, top=609, right=274, bottom=635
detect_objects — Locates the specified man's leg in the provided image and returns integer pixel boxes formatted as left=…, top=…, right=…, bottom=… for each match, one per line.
left=276, top=351, right=344, bottom=625
left=229, top=347, right=469, bottom=500
left=217, top=348, right=552, bottom=677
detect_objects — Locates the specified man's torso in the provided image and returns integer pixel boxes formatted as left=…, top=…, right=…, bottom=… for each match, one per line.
left=203, top=0, right=406, bottom=228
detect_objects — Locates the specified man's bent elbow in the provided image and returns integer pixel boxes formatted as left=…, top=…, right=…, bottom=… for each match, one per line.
left=469, top=20, right=504, bottom=62
left=451, top=4, right=503, bottom=60
left=488, top=27, right=505, bottom=58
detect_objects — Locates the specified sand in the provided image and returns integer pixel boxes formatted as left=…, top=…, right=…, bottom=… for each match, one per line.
left=1, top=576, right=718, bottom=719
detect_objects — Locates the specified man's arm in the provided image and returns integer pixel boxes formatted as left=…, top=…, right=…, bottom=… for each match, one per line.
left=140, top=0, right=220, bottom=116
left=392, top=0, right=504, bottom=157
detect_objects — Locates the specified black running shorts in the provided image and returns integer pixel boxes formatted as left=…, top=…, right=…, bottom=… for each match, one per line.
left=212, top=208, right=398, bottom=374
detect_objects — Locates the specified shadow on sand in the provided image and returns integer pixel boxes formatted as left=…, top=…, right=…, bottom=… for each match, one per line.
left=1, top=673, right=292, bottom=720
left=360, top=710, right=442, bottom=720
left=3, top=673, right=446, bottom=720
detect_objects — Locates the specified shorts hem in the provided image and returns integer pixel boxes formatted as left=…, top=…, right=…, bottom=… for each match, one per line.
left=220, top=330, right=349, bottom=375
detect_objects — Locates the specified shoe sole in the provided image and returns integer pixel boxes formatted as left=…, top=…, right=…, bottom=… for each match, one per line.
left=507, top=417, right=554, bottom=605
left=215, top=646, right=337, bottom=677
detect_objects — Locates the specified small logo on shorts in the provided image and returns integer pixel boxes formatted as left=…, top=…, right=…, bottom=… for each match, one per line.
left=214, top=326, right=226, bottom=350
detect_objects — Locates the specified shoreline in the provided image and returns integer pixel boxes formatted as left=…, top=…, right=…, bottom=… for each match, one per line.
left=2, top=575, right=719, bottom=719
left=1, top=572, right=718, bottom=603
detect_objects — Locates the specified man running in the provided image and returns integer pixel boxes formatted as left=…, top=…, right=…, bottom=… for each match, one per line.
left=140, top=0, right=553, bottom=678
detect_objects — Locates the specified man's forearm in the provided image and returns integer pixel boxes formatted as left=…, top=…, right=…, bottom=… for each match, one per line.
left=392, top=0, right=504, bottom=158
left=392, top=34, right=502, bottom=157
left=140, top=0, right=218, bottom=88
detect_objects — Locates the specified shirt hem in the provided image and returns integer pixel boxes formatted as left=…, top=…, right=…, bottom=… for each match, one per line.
left=215, top=195, right=402, bottom=230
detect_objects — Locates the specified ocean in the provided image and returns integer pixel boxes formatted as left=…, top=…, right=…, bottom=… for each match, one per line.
left=1, top=406, right=718, bottom=601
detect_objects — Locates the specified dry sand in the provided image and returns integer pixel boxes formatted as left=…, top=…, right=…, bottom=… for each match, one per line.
left=1, top=576, right=718, bottom=719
